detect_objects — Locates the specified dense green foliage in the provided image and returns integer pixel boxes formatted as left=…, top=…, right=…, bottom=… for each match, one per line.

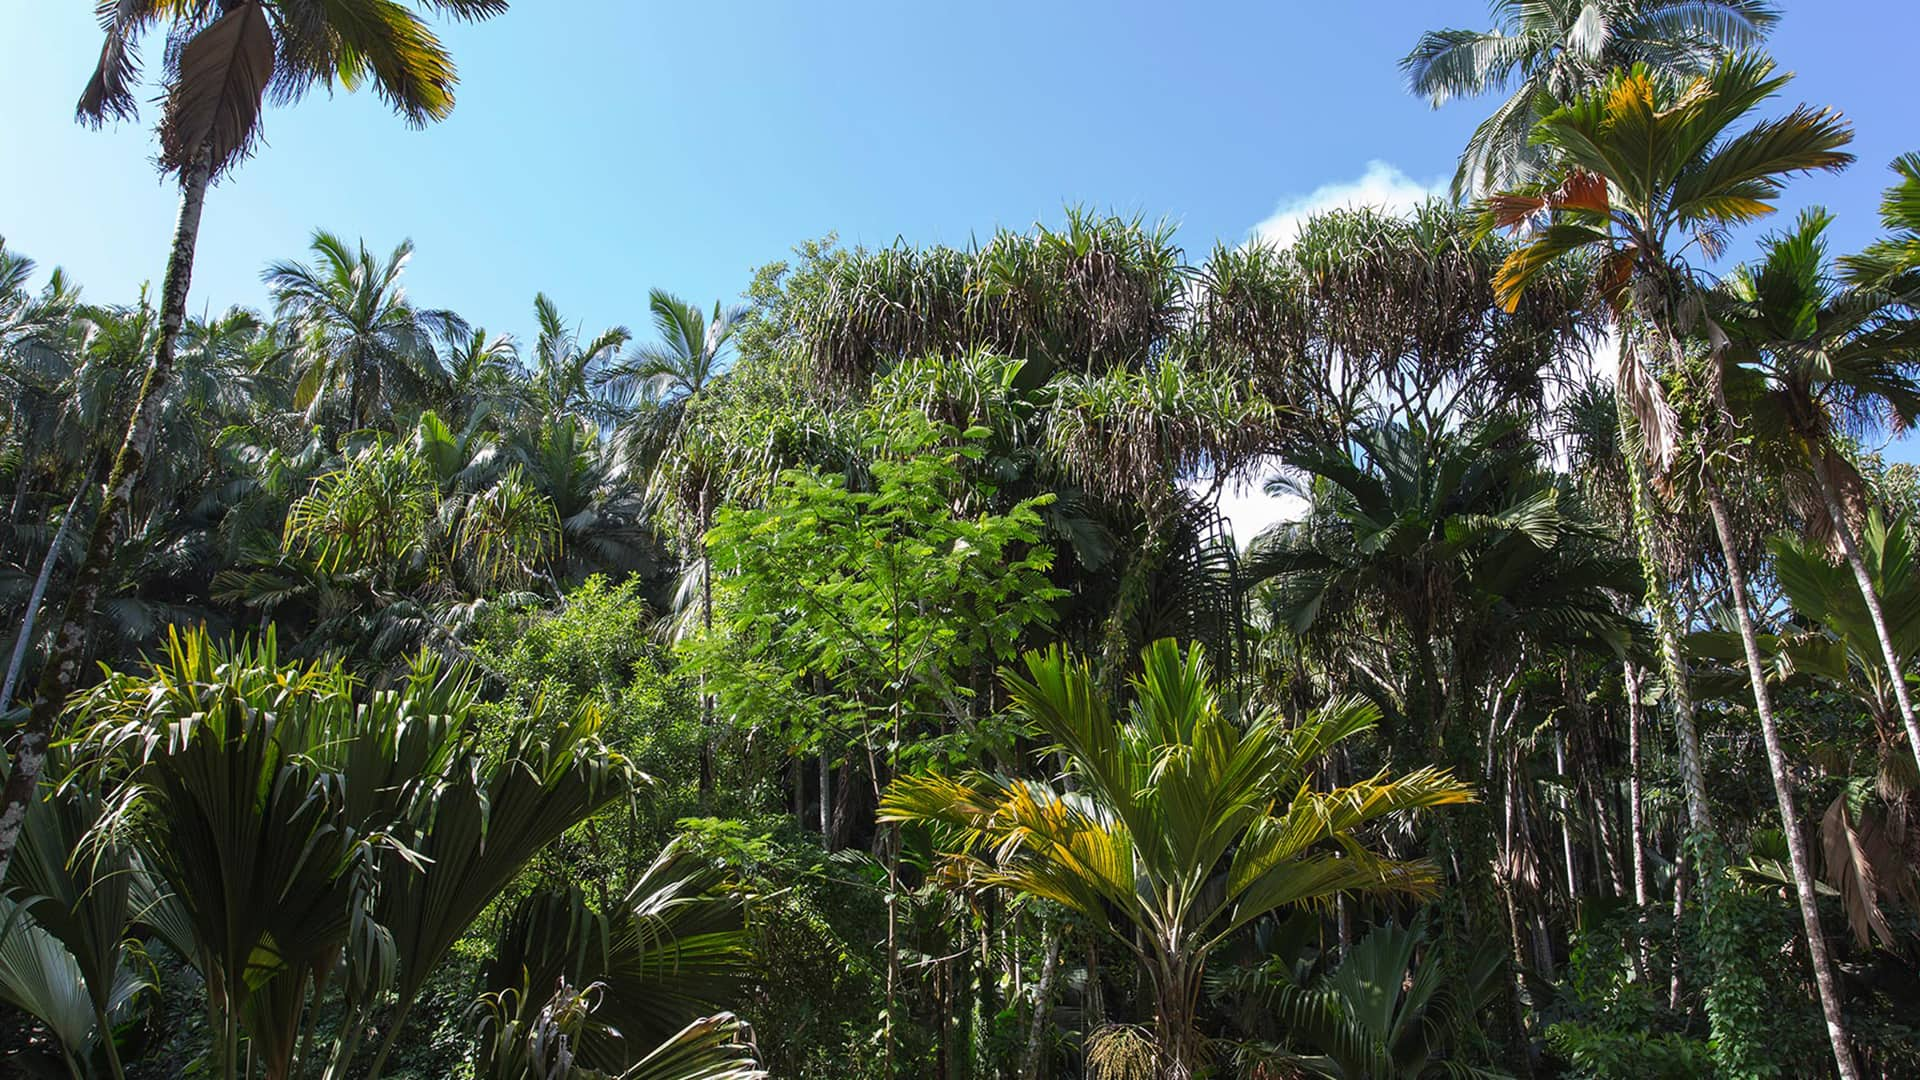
left=4, top=2, right=1920, bottom=1078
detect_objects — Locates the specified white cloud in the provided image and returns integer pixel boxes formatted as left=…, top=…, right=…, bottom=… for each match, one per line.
left=1249, top=161, right=1446, bottom=248
left=1187, top=469, right=1309, bottom=549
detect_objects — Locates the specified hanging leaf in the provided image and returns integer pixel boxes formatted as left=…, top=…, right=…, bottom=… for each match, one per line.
left=1819, top=794, right=1912, bottom=949
left=157, top=1, right=275, bottom=177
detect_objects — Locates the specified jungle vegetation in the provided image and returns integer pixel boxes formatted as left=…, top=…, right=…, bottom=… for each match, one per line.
left=3, top=1, right=1920, bottom=1077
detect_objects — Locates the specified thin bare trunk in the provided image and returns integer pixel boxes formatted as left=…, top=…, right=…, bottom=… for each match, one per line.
left=697, top=487, right=715, bottom=800
left=1626, top=661, right=1653, bottom=983
left=818, top=746, right=832, bottom=841
left=1022, top=926, right=1063, bottom=1079
left=1620, top=398, right=1714, bottom=834
left=1625, top=662, right=1650, bottom=908
left=0, top=145, right=212, bottom=882
left=1553, top=722, right=1580, bottom=898
left=1702, top=476, right=1859, bottom=1080
left=1, top=485, right=84, bottom=708
left=1668, top=855, right=1690, bottom=1010
left=1813, top=461, right=1920, bottom=780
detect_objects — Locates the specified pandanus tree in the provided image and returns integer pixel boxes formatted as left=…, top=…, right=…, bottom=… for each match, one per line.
left=1403, top=0, right=1779, bottom=197
left=1719, top=209, right=1920, bottom=779
left=881, top=639, right=1473, bottom=1078
left=0, top=0, right=507, bottom=886
left=1484, top=55, right=1859, bottom=1076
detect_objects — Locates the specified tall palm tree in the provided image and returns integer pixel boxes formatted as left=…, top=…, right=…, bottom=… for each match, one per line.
left=0, top=0, right=508, bottom=884
left=604, top=290, right=745, bottom=423
left=603, top=289, right=744, bottom=796
left=881, top=639, right=1473, bottom=1078
left=1403, top=0, right=1778, bottom=197
left=267, top=231, right=464, bottom=437
left=1485, top=55, right=1859, bottom=1077
left=1720, top=209, right=1920, bottom=779
left=1247, top=418, right=1636, bottom=758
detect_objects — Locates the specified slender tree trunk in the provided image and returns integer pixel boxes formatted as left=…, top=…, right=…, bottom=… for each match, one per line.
left=1626, top=661, right=1653, bottom=983
left=1625, top=661, right=1650, bottom=909
left=1, top=485, right=84, bottom=708
left=1620, top=398, right=1714, bottom=834
left=698, top=486, right=715, bottom=800
left=1553, top=721, right=1580, bottom=899
left=0, top=145, right=212, bottom=883
left=1812, top=460, right=1920, bottom=780
left=1701, top=476, right=1860, bottom=1080
left=1500, top=879, right=1538, bottom=1079
left=1498, top=746, right=1539, bottom=1078
left=1022, top=926, right=1062, bottom=1079
left=818, top=746, right=832, bottom=841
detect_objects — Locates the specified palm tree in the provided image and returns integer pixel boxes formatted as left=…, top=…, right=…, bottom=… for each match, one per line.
left=1720, top=209, right=1920, bottom=779
left=881, top=639, right=1473, bottom=1078
left=267, top=231, right=464, bottom=437
left=1841, top=153, right=1920, bottom=297
left=1485, top=55, right=1859, bottom=1077
left=0, top=0, right=507, bottom=884
left=1403, top=0, right=1778, bottom=197
left=477, top=844, right=758, bottom=1078
left=1246, top=418, right=1636, bottom=758
left=524, top=293, right=629, bottom=430
left=1235, top=923, right=1507, bottom=1080
left=440, top=326, right=524, bottom=427
left=603, top=289, right=745, bottom=797
left=604, top=290, right=745, bottom=422
left=0, top=776, right=145, bottom=1079
left=1769, top=517, right=1920, bottom=952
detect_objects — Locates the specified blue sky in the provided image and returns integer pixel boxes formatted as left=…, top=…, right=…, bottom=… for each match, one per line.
left=2, top=2, right=1915, bottom=372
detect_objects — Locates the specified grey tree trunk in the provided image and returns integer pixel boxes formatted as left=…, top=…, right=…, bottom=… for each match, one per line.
left=818, top=747, right=831, bottom=840
left=697, top=485, right=715, bottom=799
left=1811, top=460, right=1920, bottom=780
left=1701, top=476, right=1859, bottom=1080
left=0, top=145, right=212, bottom=884
left=0, top=486, right=85, bottom=708
left=1625, top=661, right=1650, bottom=909
left=1022, top=926, right=1062, bottom=1079
left=1553, top=722, right=1580, bottom=898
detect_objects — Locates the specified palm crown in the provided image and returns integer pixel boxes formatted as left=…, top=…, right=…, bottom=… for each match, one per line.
left=1403, top=0, right=1779, bottom=198
left=1484, top=53, right=1854, bottom=471
left=78, top=0, right=505, bottom=178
